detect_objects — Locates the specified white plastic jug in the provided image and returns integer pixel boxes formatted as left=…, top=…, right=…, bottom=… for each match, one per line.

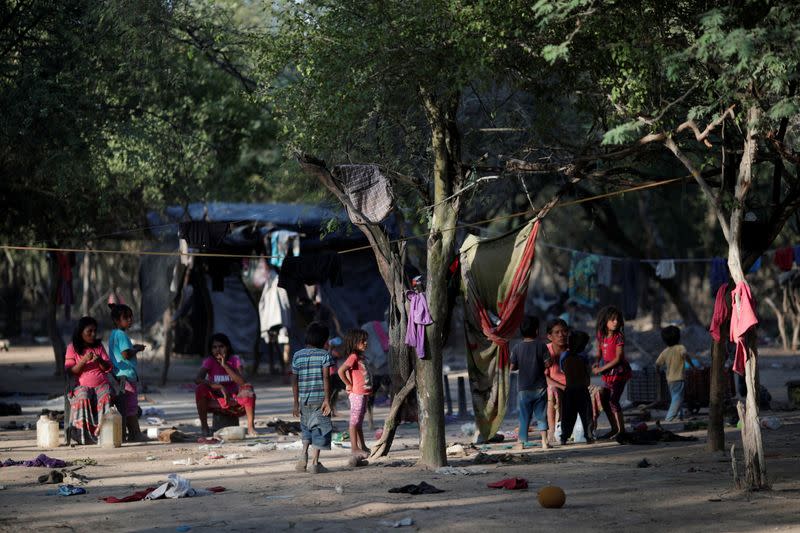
left=36, top=415, right=60, bottom=449
left=98, top=407, right=123, bottom=448
left=572, top=417, right=587, bottom=443
left=214, top=426, right=246, bottom=441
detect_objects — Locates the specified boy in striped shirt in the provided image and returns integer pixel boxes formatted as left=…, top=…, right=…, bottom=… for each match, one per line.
left=292, top=322, right=334, bottom=474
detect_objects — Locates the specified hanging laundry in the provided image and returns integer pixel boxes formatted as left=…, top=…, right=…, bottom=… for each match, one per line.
left=259, top=268, right=291, bottom=342
left=621, top=259, right=639, bottom=320
left=709, top=283, right=729, bottom=342
left=774, top=247, right=794, bottom=272
left=596, top=256, right=613, bottom=287
left=178, top=238, right=192, bottom=266
left=568, top=253, right=600, bottom=307
left=178, top=221, right=229, bottom=249
left=54, top=252, right=75, bottom=320
left=405, top=291, right=432, bottom=359
left=710, top=257, right=728, bottom=295
left=277, top=252, right=343, bottom=295
left=655, top=260, right=676, bottom=279
left=748, top=256, right=762, bottom=274
left=333, top=164, right=395, bottom=224
left=362, top=320, right=390, bottom=376
left=730, top=282, right=758, bottom=376
left=269, top=230, right=300, bottom=268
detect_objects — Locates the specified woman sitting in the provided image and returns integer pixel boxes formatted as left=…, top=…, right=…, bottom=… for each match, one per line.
left=195, top=333, right=257, bottom=437
left=64, top=316, right=114, bottom=444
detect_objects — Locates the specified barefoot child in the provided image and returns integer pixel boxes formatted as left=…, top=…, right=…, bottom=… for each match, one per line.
left=592, top=306, right=632, bottom=439
left=510, top=316, right=550, bottom=449
left=655, top=325, right=699, bottom=422
left=337, top=329, right=372, bottom=462
left=194, top=333, right=258, bottom=437
left=107, top=303, right=147, bottom=442
left=292, top=322, right=334, bottom=474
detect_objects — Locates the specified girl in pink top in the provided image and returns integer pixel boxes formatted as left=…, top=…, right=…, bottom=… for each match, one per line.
left=195, top=333, right=257, bottom=437
left=64, top=316, right=113, bottom=444
left=544, top=318, right=569, bottom=445
left=338, top=329, right=372, bottom=462
left=592, top=306, right=632, bottom=439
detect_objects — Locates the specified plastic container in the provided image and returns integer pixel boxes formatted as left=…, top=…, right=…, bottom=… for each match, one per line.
left=36, top=415, right=60, bottom=449
left=214, top=426, right=246, bottom=441
left=98, top=407, right=123, bottom=448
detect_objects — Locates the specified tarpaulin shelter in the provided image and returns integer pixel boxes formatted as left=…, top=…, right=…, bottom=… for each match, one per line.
left=142, top=202, right=392, bottom=358
left=461, top=220, right=541, bottom=440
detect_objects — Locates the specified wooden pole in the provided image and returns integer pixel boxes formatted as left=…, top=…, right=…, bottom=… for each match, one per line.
left=443, top=374, right=453, bottom=416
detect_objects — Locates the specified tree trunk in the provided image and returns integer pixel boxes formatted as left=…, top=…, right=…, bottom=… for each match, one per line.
left=707, top=300, right=730, bottom=451
left=764, top=297, right=788, bottom=351
left=47, top=254, right=66, bottom=376
left=370, top=369, right=416, bottom=458
left=727, top=106, right=768, bottom=490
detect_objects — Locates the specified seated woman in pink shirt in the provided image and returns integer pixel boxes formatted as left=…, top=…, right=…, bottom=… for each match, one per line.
left=195, top=333, right=257, bottom=437
left=64, top=316, right=114, bottom=444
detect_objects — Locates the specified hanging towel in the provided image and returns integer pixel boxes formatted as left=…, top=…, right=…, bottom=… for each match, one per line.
left=259, top=268, right=292, bottom=341
left=710, top=257, right=728, bottom=295
left=774, top=247, right=794, bottom=272
left=333, top=164, right=395, bottom=224
left=655, top=260, right=676, bottom=279
left=596, top=256, right=613, bottom=287
left=269, top=230, right=300, bottom=268
left=568, top=253, right=600, bottom=307
left=730, top=282, right=758, bottom=376
left=709, top=283, right=729, bottom=342
left=748, top=256, right=762, bottom=274
left=405, top=291, right=432, bottom=359
left=621, top=259, right=639, bottom=320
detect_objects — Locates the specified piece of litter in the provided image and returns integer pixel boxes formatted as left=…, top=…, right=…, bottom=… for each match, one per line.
left=146, top=456, right=157, bottom=461
left=205, top=453, right=224, bottom=460
left=248, top=443, right=276, bottom=452
left=276, top=440, right=303, bottom=451
left=0, top=485, right=6, bottom=490
left=146, top=417, right=165, bottom=425
left=460, top=422, right=477, bottom=437
left=334, top=484, right=344, bottom=494
left=378, top=517, right=414, bottom=528
left=446, top=444, right=465, bottom=456
left=198, top=444, right=223, bottom=451
left=172, top=458, right=194, bottom=466
left=637, top=459, right=651, bottom=468
left=176, top=525, right=191, bottom=532
left=332, top=441, right=351, bottom=448
left=435, top=466, right=488, bottom=476
left=224, top=454, right=244, bottom=460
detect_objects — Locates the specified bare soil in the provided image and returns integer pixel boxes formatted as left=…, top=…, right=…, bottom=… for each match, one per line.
left=1, top=345, right=799, bottom=532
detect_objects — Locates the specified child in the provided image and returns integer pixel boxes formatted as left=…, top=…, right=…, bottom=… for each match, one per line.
left=337, top=329, right=372, bottom=463
left=107, top=303, right=147, bottom=442
left=194, top=333, right=258, bottom=437
left=292, top=322, right=334, bottom=474
left=558, top=330, right=594, bottom=445
left=510, top=316, right=550, bottom=449
left=592, top=305, right=631, bottom=439
left=655, top=326, right=699, bottom=422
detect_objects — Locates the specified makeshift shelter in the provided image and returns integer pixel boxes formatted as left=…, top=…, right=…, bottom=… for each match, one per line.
left=461, top=220, right=541, bottom=440
left=141, top=203, right=392, bottom=363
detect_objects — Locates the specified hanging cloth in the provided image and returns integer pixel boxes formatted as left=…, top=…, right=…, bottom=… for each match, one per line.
left=568, top=253, right=600, bottom=307
left=405, top=291, right=432, bottom=359
left=710, top=257, right=728, bottom=295
left=709, top=283, right=729, bottom=343
left=55, top=252, right=75, bottom=319
left=774, top=247, right=794, bottom=272
left=178, top=221, right=229, bottom=249
left=748, top=256, right=762, bottom=274
left=655, top=260, right=676, bottom=279
left=333, top=164, right=395, bottom=224
left=621, top=259, right=639, bottom=320
left=730, top=282, right=758, bottom=376
left=596, top=256, right=613, bottom=287
left=277, top=252, right=343, bottom=295
left=269, top=230, right=300, bottom=268
left=259, top=268, right=291, bottom=341
left=460, top=220, right=541, bottom=440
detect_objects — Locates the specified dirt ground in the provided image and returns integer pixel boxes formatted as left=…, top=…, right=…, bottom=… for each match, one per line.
left=1, top=345, right=800, bottom=532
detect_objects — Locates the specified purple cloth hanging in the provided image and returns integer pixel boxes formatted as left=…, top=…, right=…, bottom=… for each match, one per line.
left=405, top=291, right=432, bottom=359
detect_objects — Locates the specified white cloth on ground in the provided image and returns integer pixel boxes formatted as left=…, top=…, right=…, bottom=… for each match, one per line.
left=145, top=474, right=211, bottom=499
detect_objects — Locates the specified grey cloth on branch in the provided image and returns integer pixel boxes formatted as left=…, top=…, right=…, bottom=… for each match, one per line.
left=333, top=164, right=395, bottom=224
